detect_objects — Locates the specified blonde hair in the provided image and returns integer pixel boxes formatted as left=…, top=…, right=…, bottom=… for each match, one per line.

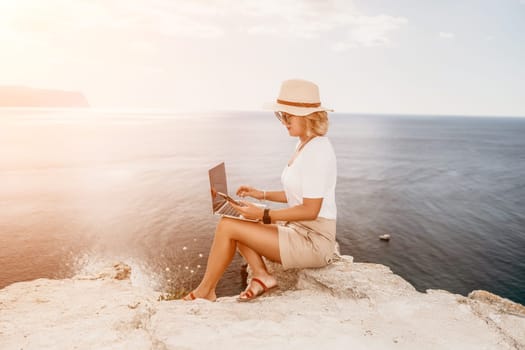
left=304, top=111, right=329, bottom=137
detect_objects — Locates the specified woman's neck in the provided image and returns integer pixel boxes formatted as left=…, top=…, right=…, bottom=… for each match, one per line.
left=288, top=135, right=316, bottom=167
left=296, top=135, right=316, bottom=153
left=299, top=135, right=315, bottom=143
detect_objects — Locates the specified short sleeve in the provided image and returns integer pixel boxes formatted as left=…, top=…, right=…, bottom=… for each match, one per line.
left=301, top=141, right=332, bottom=198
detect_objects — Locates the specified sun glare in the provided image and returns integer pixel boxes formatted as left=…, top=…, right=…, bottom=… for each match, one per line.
left=0, top=0, right=23, bottom=21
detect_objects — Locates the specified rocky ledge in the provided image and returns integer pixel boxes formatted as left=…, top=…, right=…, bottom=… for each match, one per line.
left=0, top=256, right=523, bottom=350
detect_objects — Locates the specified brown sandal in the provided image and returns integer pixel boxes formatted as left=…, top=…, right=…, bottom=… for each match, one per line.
left=238, top=278, right=277, bottom=302
left=182, top=292, right=196, bottom=301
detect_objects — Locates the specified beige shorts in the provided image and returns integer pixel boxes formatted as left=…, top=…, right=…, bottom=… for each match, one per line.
left=277, top=217, right=337, bottom=270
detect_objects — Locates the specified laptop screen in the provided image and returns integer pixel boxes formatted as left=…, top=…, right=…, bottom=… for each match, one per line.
left=209, top=162, right=228, bottom=213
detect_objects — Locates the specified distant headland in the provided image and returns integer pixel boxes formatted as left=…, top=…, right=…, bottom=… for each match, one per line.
left=0, top=86, right=89, bottom=108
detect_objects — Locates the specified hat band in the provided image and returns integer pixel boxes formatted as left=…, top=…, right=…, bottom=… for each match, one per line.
left=277, top=99, right=321, bottom=108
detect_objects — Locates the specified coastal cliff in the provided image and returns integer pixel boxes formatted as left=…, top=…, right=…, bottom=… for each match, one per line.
left=0, top=86, right=89, bottom=107
left=0, top=257, right=523, bottom=350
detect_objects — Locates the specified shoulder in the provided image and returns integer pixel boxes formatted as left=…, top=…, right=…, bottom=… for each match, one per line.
left=307, top=137, right=334, bottom=153
left=302, top=137, right=336, bottom=162
left=312, top=136, right=331, bottom=145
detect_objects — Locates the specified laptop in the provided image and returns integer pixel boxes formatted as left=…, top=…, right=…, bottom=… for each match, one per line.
left=208, top=162, right=259, bottom=222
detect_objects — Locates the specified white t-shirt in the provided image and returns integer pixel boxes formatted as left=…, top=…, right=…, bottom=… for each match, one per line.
left=281, top=136, right=337, bottom=220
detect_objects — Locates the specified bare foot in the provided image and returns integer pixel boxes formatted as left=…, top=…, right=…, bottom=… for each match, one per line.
left=238, top=274, right=278, bottom=302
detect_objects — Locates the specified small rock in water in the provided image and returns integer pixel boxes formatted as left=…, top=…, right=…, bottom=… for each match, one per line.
left=379, top=234, right=391, bottom=241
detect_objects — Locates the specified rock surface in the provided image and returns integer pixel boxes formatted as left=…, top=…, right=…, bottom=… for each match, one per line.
left=0, top=256, right=523, bottom=350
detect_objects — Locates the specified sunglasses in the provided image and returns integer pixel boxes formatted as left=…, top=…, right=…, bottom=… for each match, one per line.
left=274, top=111, right=294, bottom=124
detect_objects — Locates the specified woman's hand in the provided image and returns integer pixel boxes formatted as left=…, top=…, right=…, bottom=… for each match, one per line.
left=230, top=200, right=265, bottom=221
left=236, top=186, right=263, bottom=200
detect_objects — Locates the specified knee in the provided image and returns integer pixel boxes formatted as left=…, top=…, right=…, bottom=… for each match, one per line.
left=215, top=217, right=235, bottom=239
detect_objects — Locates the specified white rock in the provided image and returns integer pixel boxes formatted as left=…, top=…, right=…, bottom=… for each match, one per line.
left=0, top=257, right=523, bottom=350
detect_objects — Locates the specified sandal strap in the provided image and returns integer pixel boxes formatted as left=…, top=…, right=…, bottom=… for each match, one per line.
left=182, top=293, right=193, bottom=301
left=251, top=277, right=269, bottom=292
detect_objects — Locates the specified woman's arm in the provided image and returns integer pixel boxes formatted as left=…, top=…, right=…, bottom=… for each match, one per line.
left=268, top=198, right=322, bottom=221
left=232, top=197, right=323, bottom=222
left=236, top=186, right=288, bottom=203
left=262, top=190, right=288, bottom=203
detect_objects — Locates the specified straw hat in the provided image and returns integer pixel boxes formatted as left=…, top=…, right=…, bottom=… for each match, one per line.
left=265, top=79, right=333, bottom=116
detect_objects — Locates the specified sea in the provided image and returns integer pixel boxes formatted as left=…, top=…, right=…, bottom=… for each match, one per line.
left=0, top=109, right=524, bottom=305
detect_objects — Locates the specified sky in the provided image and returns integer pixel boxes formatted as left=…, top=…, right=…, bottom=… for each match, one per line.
left=0, top=0, right=524, bottom=116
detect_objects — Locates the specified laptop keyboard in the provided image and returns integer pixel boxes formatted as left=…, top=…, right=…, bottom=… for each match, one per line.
left=219, top=203, right=239, bottom=217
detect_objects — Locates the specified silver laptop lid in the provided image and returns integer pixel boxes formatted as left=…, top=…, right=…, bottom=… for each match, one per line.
left=209, top=162, right=228, bottom=214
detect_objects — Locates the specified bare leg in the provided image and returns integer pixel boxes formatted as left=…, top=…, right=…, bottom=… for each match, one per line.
left=237, top=243, right=278, bottom=300
left=237, top=243, right=268, bottom=275
left=183, top=217, right=280, bottom=301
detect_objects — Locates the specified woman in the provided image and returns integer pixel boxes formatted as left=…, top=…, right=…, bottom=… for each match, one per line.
left=183, top=79, right=338, bottom=302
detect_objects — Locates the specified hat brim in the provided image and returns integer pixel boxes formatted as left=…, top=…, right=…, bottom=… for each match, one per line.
left=262, top=102, right=334, bottom=116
